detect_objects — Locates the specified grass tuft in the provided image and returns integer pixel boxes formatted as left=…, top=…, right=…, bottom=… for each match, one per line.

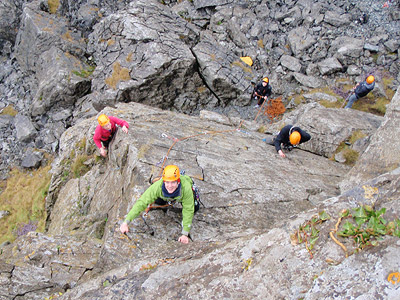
left=0, top=164, right=52, bottom=244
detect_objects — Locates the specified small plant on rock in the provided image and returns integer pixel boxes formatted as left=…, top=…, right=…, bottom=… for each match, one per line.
left=337, top=205, right=400, bottom=252
left=291, top=210, right=331, bottom=258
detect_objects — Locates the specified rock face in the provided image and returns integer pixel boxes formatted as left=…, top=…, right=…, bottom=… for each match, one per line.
left=2, top=87, right=400, bottom=299
left=265, top=102, right=383, bottom=158
left=0, top=0, right=400, bottom=299
left=0, top=0, right=399, bottom=178
left=340, top=85, right=400, bottom=191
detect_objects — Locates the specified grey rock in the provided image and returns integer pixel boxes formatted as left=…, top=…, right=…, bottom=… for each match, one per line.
left=87, top=0, right=204, bottom=112
left=347, top=65, right=361, bottom=75
left=330, top=36, right=364, bottom=62
left=340, top=86, right=400, bottom=192
left=0, top=210, right=10, bottom=219
left=14, top=1, right=86, bottom=74
left=21, top=149, right=44, bottom=169
left=288, top=26, right=316, bottom=57
left=280, top=54, right=302, bottom=72
left=292, top=72, right=324, bottom=89
left=334, top=151, right=346, bottom=163
left=193, top=0, right=232, bottom=10
left=351, top=136, right=370, bottom=154
left=192, top=32, right=252, bottom=106
left=303, top=92, right=337, bottom=103
left=323, top=11, right=351, bottom=27
left=14, top=114, right=37, bottom=143
left=0, top=0, right=21, bottom=43
left=305, top=63, right=319, bottom=76
left=268, top=102, right=383, bottom=158
left=0, top=232, right=102, bottom=298
left=317, top=57, right=343, bottom=75
left=364, top=43, right=380, bottom=52
left=0, top=115, right=13, bottom=130
left=30, top=47, right=91, bottom=117
left=384, top=39, right=400, bottom=53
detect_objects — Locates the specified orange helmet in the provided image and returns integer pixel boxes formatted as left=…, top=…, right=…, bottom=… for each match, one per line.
left=262, top=77, right=269, bottom=83
left=366, top=75, right=375, bottom=84
left=162, top=165, right=180, bottom=182
left=98, top=114, right=110, bottom=127
left=289, top=131, right=301, bottom=145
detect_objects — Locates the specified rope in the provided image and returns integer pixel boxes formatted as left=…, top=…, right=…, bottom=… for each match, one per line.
left=143, top=121, right=245, bottom=217
left=329, top=216, right=348, bottom=258
left=254, top=97, right=268, bottom=121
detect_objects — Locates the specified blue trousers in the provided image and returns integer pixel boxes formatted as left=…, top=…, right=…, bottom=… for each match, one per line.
left=345, top=93, right=359, bottom=108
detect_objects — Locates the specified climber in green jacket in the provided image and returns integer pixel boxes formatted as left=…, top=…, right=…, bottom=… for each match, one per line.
left=120, top=165, right=199, bottom=244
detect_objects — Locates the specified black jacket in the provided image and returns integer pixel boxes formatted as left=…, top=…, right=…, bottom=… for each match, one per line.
left=273, top=125, right=311, bottom=152
left=254, top=81, right=272, bottom=97
left=354, top=81, right=375, bottom=98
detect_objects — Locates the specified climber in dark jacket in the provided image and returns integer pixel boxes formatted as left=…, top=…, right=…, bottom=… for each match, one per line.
left=265, top=125, right=311, bottom=158
left=344, top=75, right=375, bottom=109
left=252, top=77, right=272, bottom=107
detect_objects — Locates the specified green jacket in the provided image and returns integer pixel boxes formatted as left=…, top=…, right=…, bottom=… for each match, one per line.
left=124, top=175, right=195, bottom=235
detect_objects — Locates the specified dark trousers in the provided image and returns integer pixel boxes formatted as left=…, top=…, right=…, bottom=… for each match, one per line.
left=155, top=195, right=200, bottom=213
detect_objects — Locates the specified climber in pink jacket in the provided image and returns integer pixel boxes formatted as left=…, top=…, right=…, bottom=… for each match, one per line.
left=93, top=114, right=129, bottom=157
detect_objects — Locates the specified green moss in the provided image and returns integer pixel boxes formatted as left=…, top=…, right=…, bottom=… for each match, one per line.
left=319, top=100, right=342, bottom=108
left=342, top=148, right=359, bottom=165
left=0, top=105, right=18, bottom=116
left=349, top=130, right=366, bottom=144
left=257, top=125, right=267, bottom=133
left=72, top=154, right=91, bottom=178
left=77, top=137, right=87, bottom=152
left=48, top=0, right=60, bottom=14
left=0, top=162, right=53, bottom=244
left=105, top=62, right=131, bottom=90
left=72, top=65, right=95, bottom=78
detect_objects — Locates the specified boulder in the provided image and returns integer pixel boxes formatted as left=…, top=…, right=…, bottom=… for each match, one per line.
left=14, top=114, right=37, bottom=143
left=14, top=1, right=86, bottom=74
left=323, top=10, right=351, bottom=27
left=287, top=26, right=316, bottom=57
left=0, top=0, right=21, bottom=43
left=317, top=57, right=343, bottom=75
left=280, top=54, right=302, bottom=72
left=292, top=72, right=324, bottom=88
left=192, top=32, right=254, bottom=106
left=86, top=0, right=206, bottom=112
left=21, top=149, right=44, bottom=168
left=30, top=47, right=91, bottom=117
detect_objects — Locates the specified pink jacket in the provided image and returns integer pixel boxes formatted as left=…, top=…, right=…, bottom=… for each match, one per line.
left=93, top=116, right=129, bottom=149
